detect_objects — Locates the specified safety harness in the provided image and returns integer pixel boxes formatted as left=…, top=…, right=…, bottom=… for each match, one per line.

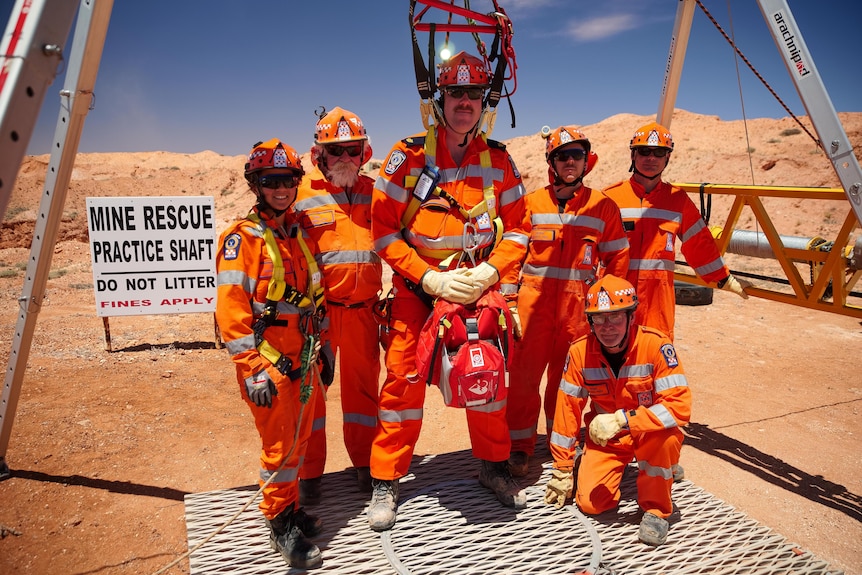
left=400, top=127, right=504, bottom=270
left=247, top=211, right=326, bottom=382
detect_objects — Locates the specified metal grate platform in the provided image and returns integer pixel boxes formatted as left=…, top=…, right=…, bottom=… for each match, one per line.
left=185, top=447, right=844, bottom=575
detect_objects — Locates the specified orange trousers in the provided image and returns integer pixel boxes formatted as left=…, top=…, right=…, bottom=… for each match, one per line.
left=576, top=426, right=682, bottom=519
left=300, top=303, right=381, bottom=478
left=244, top=369, right=318, bottom=520
left=370, top=278, right=511, bottom=480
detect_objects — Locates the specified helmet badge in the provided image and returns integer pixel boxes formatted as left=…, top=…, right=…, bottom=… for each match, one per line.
left=646, top=130, right=661, bottom=147
left=597, top=289, right=612, bottom=311
left=272, top=146, right=288, bottom=168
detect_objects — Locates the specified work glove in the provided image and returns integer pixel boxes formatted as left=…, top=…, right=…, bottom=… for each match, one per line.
left=245, top=369, right=277, bottom=408
left=543, top=468, right=574, bottom=509
left=457, top=262, right=500, bottom=295
left=420, top=269, right=476, bottom=304
left=588, top=409, right=628, bottom=446
left=508, top=304, right=522, bottom=339
left=721, top=274, right=751, bottom=299
left=319, top=341, right=335, bottom=387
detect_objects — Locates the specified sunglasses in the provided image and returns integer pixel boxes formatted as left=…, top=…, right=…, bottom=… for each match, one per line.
left=324, top=143, right=363, bottom=157
left=590, top=311, right=628, bottom=326
left=444, top=86, right=485, bottom=101
left=635, top=147, right=670, bottom=158
left=553, top=148, right=588, bottom=163
left=258, top=175, right=301, bottom=189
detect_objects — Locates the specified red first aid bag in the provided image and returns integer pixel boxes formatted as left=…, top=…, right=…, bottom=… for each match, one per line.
left=415, top=290, right=513, bottom=408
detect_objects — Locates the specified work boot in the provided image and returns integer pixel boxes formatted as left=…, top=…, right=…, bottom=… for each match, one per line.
left=299, top=477, right=322, bottom=506
left=367, top=478, right=399, bottom=531
left=479, top=460, right=527, bottom=509
left=508, top=451, right=529, bottom=477
left=293, top=506, right=323, bottom=537
left=638, top=512, right=669, bottom=546
left=356, top=466, right=373, bottom=493
left=265, top=504, right=323, bottom=568
left=672, top=463, right=685, bottom=482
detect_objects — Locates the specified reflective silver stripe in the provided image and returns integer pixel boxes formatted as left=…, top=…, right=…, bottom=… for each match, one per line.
left=599, top=237, right=629, bottom=252
left=217, top=269, right=255, bottom=292
left=509, top=426, right=533, bottom=441
left=320, top=250, right=381, bottom=265
left=404, top=229, right=494, bottom=252
left=438, top=163, right=503, bottom=184
left=378, top=407, right=424, bottom=423
left=630, top=258, right=675, bottom=271
left=311, top=415, right=326, bottom=432
left=226, top=333, right=257, bottom=356
left=261, top=464, right=299, bottom=484
left=680, top=216, right=707, bottom=242
left=618, top=207, right=681, bottom=223
left=637, top=459, right=672, bottom=480
left=619, top=363, right=653, bottom=378
left=693, top=257, right=725, bottom=277
left=374, top=231, right=402, bottom=252
left=559, top=380, right=589, bottom=399
left=499, top=182, right=527, bottom=207
left=500, top=283, right=518, bottom=296
left=376, top=176, right=410, bottom=204
left=522, top=263, right=594, bottom=282
left=294, top=194, right=340, bottom=211
left=582, top=367, right=610, bottom=382
left=344, top=412, right=378, bottom=428
left=467, top=397, right=506, bottom=413
left=655, top=373, right=688, bottom=392
left=549, top=430, right=576, bottom=450
left=503, top=230, right=529, bottom=248
left=649, top=403, right=678, bottom=428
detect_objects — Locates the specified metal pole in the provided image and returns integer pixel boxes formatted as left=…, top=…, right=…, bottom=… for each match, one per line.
left=657, top=0, right=696, bottom=128
left=0, top=0, right=114, bottom=479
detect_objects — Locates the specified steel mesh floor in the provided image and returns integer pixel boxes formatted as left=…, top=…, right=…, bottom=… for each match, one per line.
left=185, top=447, right=844, bottom=575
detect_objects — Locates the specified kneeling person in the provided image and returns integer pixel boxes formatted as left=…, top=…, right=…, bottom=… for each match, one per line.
left=544, top=275, right=691, bottom=546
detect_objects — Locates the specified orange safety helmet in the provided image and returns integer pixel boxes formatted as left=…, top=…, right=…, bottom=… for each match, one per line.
left=630, top=121, right=674, bottom=150
left=244, top=138, right=304, bottom=182
left=437, top=51, right=491, bottom=87
left=585, top=274, right=638, bottom=314
left=543, top=125, right=592, bottom=159
left=314, top=106, right=368, bottom=144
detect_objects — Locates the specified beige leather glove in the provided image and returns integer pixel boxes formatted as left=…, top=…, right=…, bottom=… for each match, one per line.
left=420, top=269, right=476, bottom=304
left=721, top=274, right=751, bottom=299
left=588, top=409, right=628, bottom=446
left=543, top=468, right=574, bottom=509
left=508, top=304, right=522, bottom=339
left=460, top=262, right=500, bottom=292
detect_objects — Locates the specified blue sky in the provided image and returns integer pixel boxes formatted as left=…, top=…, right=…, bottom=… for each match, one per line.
left=6, top=0, right=860, bottom=157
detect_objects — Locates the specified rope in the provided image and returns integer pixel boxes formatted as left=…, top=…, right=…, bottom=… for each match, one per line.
left=723, top=0, right=757, bottom=186
left=695, top=0, right=819, bottom=145
left=150, top=358, right=323, bottom=575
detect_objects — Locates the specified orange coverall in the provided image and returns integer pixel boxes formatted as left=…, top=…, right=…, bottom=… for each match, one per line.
left=294, top=166, right=383, bottom=477
left=370, top=126, right=529, bottom=480
left=215, top=208, right=324, bottom=520
left=504, top=185, right=630, bottom=456
left=550, top=324, right=691, bottom=519
left=603, top=177, right=729, bottom=340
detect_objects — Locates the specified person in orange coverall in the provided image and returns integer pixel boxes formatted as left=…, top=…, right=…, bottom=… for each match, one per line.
left=215, top=139, right=333, bottom=569
left=543, top=274, right=691, bottom=547
left=503, top=126, right=630, bottom=478
left=366, top=51, right=530, bottom=531
left=603, top=121, right=751, bottom=342
left=294, top=106, right=383, bottom=504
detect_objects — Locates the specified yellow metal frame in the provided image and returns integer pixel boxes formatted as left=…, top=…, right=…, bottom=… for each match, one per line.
left=671, top=183, right=861, bottom=319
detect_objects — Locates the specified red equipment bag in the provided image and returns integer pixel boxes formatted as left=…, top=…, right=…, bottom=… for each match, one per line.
left=415, top=290, right=514, bottom=408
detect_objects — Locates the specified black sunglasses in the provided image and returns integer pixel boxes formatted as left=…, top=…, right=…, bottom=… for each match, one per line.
left=444, top=86, right=485, bottom=101
left=635, top=147, right=670, bottom=158
left=258, top=174, right=301, bottom=189
left=553, top=148, right=588, bottom=163
left=324, top=143, right=363, bottom=157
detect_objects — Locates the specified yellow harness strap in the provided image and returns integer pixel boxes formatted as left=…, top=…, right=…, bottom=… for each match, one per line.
left=400, top=127, right=504, bottom=265
left=247, top=212, right=325, bottom=375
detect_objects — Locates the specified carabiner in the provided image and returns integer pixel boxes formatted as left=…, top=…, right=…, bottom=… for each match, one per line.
left=461, top=220, right=481, bottom=267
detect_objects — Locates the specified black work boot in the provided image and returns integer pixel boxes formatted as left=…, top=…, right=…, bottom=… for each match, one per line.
left=479, top=459, right=527, bottom=509
left=299, top=476, right=322, bottom=506
left=265, top=504, right=322, bottom=568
